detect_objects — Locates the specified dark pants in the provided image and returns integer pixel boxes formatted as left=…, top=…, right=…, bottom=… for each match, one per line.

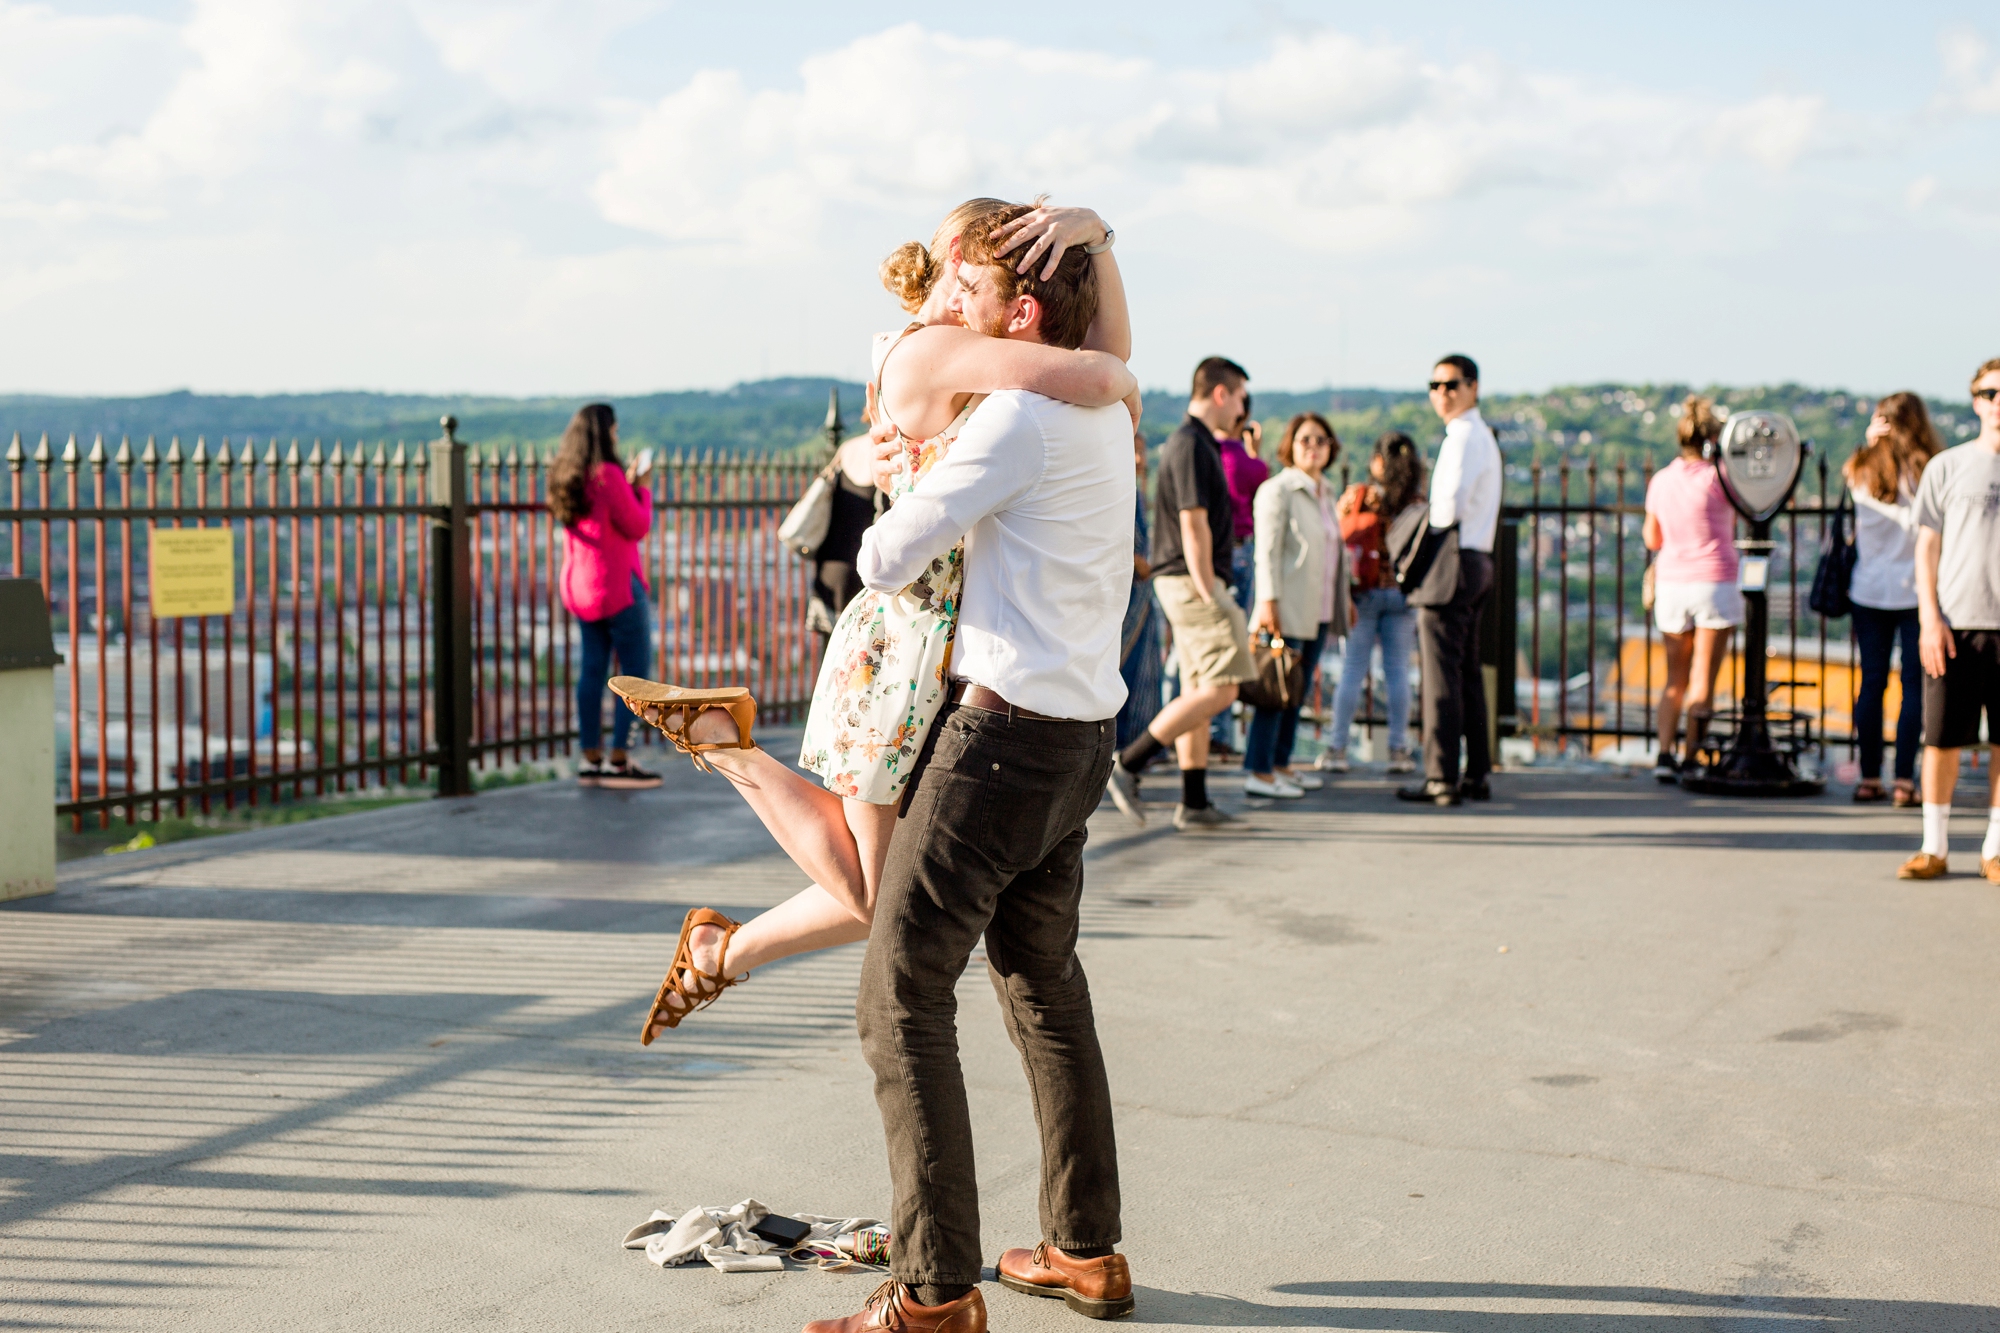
left=856, top=702, right=1120, bottom=1290
left=576, top=575, right=651, bottom=752
left=813, top=559, right=864, bottom=619
left=1245, top=626, right=1327, bottom=773
left=1853, top=604, right=1921, bottom=781
left=1417, top=550, right=1494, bottom=787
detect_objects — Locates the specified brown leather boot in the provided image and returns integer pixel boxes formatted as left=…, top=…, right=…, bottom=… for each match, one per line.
left=801, top=1281, right=986, bottom=1333
left=996, top=1242, right=1135, bottom=1320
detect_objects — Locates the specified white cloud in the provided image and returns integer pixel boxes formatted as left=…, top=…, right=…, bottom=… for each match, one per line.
left=591, top=25, right=1850, bottom=260
left=1939, top=27, right=2000, bottom=114
left=1, top=6, right=1997, bottom=396
left=1704, top=93, right=1825, bottom=171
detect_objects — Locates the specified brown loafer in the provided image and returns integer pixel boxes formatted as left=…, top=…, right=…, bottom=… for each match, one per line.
left=1984, top=857, right=2000, bottom=886
left=996, top=1242, right=1135, bottom=1320
left=1898, top=852, right=1949, bottom=880
left=802, top=1282, right=985, bottom=1333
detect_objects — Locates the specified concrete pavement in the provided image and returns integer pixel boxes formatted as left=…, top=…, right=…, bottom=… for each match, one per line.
left=4, top=743, right=1999, bottom=1330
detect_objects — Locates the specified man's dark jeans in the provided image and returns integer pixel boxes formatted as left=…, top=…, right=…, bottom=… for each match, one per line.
left=1853, top=603, right=1922, bottom=781
left=1418, top=550, right=1494, bottom=787
left=856, top=701, right=1120, bottom=1290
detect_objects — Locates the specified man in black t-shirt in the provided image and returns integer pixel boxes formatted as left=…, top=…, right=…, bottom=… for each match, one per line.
left=1106, top=357, right=1259, bottom=831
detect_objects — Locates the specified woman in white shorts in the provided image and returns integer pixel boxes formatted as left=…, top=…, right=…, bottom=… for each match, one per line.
left=1643, top=396, right=1741, bottom=782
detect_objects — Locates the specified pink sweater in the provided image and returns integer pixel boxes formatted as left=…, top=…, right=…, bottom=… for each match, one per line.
left=559, top=461, right=654, bottom=622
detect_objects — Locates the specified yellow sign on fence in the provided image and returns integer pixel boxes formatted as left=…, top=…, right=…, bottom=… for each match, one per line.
left=149, top=527, right=235, bottom=619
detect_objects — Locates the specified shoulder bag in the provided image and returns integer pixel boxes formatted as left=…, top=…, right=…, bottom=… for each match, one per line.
left=1237, top=631, right=1305, bottom=712
left=778, top=459, right=842, bottom=557
left=1808, top=503, right=1856, bottom=619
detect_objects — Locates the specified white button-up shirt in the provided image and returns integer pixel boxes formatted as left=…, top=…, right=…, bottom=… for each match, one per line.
left=858, top=390, right=1135, bottom=721
left=1430, top=407, right=1502, bottom=553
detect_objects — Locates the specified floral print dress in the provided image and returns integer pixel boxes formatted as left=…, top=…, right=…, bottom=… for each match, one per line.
left=798, top=328, right=973, bottom=804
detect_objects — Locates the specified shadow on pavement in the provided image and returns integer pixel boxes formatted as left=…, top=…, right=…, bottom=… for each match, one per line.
left=4, top=989, right=540, bottom=1056
left=6, top=885, right=731, bottom=933
left=1125, top=1280, right=2000, bottom=1329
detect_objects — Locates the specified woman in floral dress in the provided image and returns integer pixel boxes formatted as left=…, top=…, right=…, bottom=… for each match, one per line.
left=614, top=199, right=1136, bottom=1037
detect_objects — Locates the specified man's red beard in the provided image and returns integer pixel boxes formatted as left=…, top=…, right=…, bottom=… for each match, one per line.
left=971, top=306, right=1009, bottom=339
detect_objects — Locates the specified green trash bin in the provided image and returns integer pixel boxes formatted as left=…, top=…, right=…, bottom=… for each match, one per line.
left=1, top=580, right=62, bottom=900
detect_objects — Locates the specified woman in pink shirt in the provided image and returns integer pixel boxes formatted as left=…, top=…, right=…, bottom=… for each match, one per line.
left=1642, top=396, right=1740, bottom=782
left=550, top=403, right=660, bottom=788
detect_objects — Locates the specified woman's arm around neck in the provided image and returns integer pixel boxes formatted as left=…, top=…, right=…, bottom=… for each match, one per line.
left=879, top=326, right=1137, bottom=441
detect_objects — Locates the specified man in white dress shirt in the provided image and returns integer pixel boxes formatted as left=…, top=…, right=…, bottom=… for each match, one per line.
left=1398, top=353, right=1503, bottom=807
left=805, top=207, right=1136, bottom=1333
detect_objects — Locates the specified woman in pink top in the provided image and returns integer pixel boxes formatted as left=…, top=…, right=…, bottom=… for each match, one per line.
left=1642, top=396, right=1741, bottom=781
left=550, top=403, right=660, bottom=788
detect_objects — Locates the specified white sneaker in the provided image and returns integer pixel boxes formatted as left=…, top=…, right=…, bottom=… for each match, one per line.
left=1244, top=774, right=1306, bottom=799
left=1279, top=769, right=1323, bottom=791
left=1386, top=747, right=1417, bottom=775
left=1316, top=750, right=1349, bottom=773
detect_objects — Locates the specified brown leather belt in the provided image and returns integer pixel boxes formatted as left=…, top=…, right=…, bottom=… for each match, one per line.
left=948, top=680, right=1067, bottom=722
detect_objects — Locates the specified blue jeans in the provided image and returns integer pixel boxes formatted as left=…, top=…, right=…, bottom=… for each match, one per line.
left=1245, top=628, right=1328, bottom=774
left=1331, top=587, right=1415, bottom=754
left=1228, top=543, right=1256, bottom=614
left=576, top=575, right=653, bottom=752
left=1211, top=544, right=1256, bottom=748
left=1853, top=603, right=1921, bottom=781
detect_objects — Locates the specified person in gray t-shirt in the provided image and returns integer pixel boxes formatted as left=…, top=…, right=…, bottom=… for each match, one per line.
left=1902, top=357, right=2000, bottom=882
left=1913, top=443, right=2000, bottom=629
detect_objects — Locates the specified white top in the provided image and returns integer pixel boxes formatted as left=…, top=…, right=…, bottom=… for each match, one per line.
left=858, top=390, right=1135, bottom=720
left=1430, top=407, right=1502, bottom=553
left=1847, top=476, right=1919, bottom=611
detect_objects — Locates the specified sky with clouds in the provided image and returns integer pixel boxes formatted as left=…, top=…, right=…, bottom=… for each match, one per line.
left=3, top=0, right=1997, bottom=397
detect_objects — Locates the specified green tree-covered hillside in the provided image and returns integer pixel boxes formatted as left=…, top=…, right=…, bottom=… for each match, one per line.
left=6, top=381, right=1975, bottom=482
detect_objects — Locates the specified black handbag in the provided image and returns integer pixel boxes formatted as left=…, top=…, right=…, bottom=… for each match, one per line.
left=1237, top=632, right=1306, bottom=712
left=1808, top=505, right=1856, bottom=619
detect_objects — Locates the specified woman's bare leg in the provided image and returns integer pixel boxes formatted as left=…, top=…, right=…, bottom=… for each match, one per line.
left=1688, top=627, right=1733, bottom=714
left=640, top=704, right=867, bottom=905
left=1658, top=630, right=1692, bottom=756
left=699, top=799, right=899, bottom=978
left=637, top=706, right=905, bottom=1036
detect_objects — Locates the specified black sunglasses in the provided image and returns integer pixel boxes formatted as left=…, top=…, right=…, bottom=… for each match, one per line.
left=1976, top=388, right=2000, bottom=403
left=1428, top=378, right=1467, bottom=392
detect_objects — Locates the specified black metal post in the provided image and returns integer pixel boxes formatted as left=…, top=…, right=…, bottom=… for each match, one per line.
left=1486, top=517, right=1519, bottom=739
left=824, top=386, right=843, bottom=458
left=430, top=417, right=473, bottom=797
left=1740, top=520, right=1772, bottom=732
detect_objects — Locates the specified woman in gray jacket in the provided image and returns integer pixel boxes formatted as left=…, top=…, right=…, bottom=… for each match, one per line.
left=1245, top=413, right=1350, bottom=797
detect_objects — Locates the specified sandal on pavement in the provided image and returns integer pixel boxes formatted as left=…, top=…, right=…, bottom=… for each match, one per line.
left=641, top=907, right=747, bottom=1044
left=1852, top=781, right=1886, bottom=803
left=1892, top=783, right=1919, bottom=808
left=610, top=676, right=757, bottom=774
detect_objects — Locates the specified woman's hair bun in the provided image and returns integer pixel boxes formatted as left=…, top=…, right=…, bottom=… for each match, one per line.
left=879, top=240, right=935, bottom=313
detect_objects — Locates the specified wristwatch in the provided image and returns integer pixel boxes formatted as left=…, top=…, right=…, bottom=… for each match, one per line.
left=1083, top=228, right=1115, bottom=255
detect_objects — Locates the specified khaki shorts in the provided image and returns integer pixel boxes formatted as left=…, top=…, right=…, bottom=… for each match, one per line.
left=1154, top=573, right=1257, bottom=688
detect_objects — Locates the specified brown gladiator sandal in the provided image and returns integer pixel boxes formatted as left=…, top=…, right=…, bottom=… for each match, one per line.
left=641, top=907, right=747, bottom=1044
left=609, top=676, right=757, bottom=774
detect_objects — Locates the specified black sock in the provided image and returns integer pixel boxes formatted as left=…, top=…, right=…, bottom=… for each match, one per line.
left=1181, top=767, right=1208, bottom=809
left=1119, top=733, right=1165, bottom=772
left=910, top=1283, right=972, bottom=1306
left=1062, top=1244, right=1114, bottom=1259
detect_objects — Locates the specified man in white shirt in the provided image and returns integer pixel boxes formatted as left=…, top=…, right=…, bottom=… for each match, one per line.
left=1398, top=353, right=1503, bottom=807
left=808, top=208, right=1136, bottom=1333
